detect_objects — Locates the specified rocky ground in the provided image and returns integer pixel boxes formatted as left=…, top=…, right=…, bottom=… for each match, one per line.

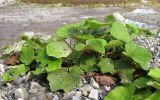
left=0, top=1, right=160, bottom=100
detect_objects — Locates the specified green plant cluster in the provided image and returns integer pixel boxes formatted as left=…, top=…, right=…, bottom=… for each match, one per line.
left=1, top=15, right=160, bottom=99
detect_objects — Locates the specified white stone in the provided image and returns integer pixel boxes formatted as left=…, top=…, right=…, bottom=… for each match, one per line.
left=14, top=40, right=26, bottom=52
left=113, top=13, right=125, bottom=22
left=88, top=89, right=99, bottom=100
left=0, top=64, right=5, bottom=73
left=90, top=78, right=100, bottom=89
left=83, top=91, right=88, bottom=96
left=104, top=86, right=111, bottom=92
left=15, top=88, right=28, bottom=99
left=79, top=85, right=94, bottom=92
left=29, top=82, right=45, bottom=94
left=52, top=94, right=59, bottom=100
left=22, top=32, right=35, bottom=39
left=75, top=91, right=82, bottom=97
left=72, top=96, right=81, bottom=100
left=17, top=98, right=24, bottom=100
left=132, top=8, right=156, bottom=14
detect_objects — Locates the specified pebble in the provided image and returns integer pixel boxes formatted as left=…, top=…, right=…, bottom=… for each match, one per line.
left=88, top=89, right=99, bottom=100
left=36, top=94, right=46, bottom=100
left=72, top=96, right=81, bottom=100
left=30, top=97, right=37, bottom=100
left=63, top=91, right=76, bottom=100
left=75, top=91, right=82, bottom=97
left=83, top=91, right=88, bottom=97
left=29, top=82, right=45, bottom=94
left=52, top=94, right=59, bottom=100
left=14, top=76, right=23, bottom=85
left=104, top=86, right=111, bottom=92
left=90, top=78, right=100, bottom=89
left=15, top=88, right=28, bottom=99
left=79, top=85, right=94, bottom=92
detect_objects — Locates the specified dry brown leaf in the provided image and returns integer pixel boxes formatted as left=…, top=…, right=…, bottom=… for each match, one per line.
left=95, top=75, right=116, bottom=86
left=4, top=52, right=19, bottom=65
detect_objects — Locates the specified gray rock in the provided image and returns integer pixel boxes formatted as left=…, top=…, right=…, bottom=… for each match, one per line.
left=72, top=96, right=80, bottom=100
left=15, top=88, right=28, bottom=99
left=90, top=78, right=100, bottom=89
left=13, top=76, right=23, bottom=85
left=104, top=86, right=111, bottom=92
left=83, top=91, right=88, bottom=97
left=30, top=97, right=36, bottom=100
left=52, top=94, right=59, bottom=100
left=46, top=92, right=53, bottom=100
left=75, top=91, right=82, bottom=97
left=88, top=89, right=99, bottom=100
left=63, top=91, right=76, bottom=100
left=17, top=98, right=24, bottom=100
left=113, top=13, right=125, bottom=22
left=29, top=82, right=45, bottom=94
left=79, top=85, right=94, bottom=92
left=36, top=94, right=46, bottom=100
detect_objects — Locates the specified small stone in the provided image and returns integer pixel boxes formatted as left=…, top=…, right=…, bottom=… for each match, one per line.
left=88, top=89, right=99, bottom=100
left=83, top=91, right=88, bottom=97
left=113, top=13, right=125, bottom=22
left=79, top=85, right=94, bottom=92
left=104, top=86, right=111, bottom=92
left=0, top=64, right=5, bottom=73
left=52, top=94, right=59, bottom=100
left=75, top=91, right=82, bottom=97
left=82, top=78, right=89, bottom=84
left=90, top=78, right=100, bottom=89
left=72, top=96, right=80, bottom=100
left=17, top=98, right=24, bottom=100
left=15, top=88, right=28, bottom=99
left=63, top=91, right=76, bottom=100
left=46, top=92, right=53, bottom=100
left=14, top=76, right=23, bottom=85
left=29, top=82, right=45, bottom=94
left=36, top=94, right=46, bottom=100
left=30, top=97, right=36, bottom=100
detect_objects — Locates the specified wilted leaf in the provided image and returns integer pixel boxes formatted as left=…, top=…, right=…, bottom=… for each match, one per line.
left=4, top=52, right=19, bottom=65
left=47, top=67, right=84, bottom=92
left=123, top=42, right=152, bottom=70
left=110, top=21, right=131, bottom=43
left=86, top=38, right=107, bottom=53
left=97, top=58, right=116, bottom=74
left=95, top=75, right=116, bottom=86
left=46, top=41, right=71, bottom=58
left=148, top=68, right=160, bottom=83
left=20, top=44, right=34, bottom=65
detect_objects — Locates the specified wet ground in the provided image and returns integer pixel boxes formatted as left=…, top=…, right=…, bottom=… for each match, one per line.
left=0, top=3, right=160, bottom=47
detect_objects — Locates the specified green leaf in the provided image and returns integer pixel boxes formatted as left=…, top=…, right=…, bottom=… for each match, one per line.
left=46, top=41, right=71, bottom=58
left=3, top=64, right=29, bottom=81
left=147, top=81, right=160, bottom=90
left=104, top=14, right=117, bottom=24
left=72, top=34, right=95, bottom=42
left=45, top=59, right=62, bottom=72
left=74, top=43, right=86, bottom=51
left=127, top=24, right=140, bottom=35
left=123, top=42, right=152, bottom=70
left=148, top=68, right=160, bottom=83
left=106, top=40, right=123, bottom=50
left=79, top=54, right=97, bottom=72
left=86, top=38, right=107, bottom=54
left=47, top=67, right=84, bottom=92
left=105, top=86, right=135, bottom=100
left=115, top=58, right=135, bottom=83
left=134, top=77, right=150, bottom=89
left=110, top=21, right=131, bottom=42
left=146, top=91, right=160, bottom=100
left=84, top=18, right=106, bottom=29
left=55, top=21, right=85, bottom=40
left=132, top=89, right=152, bottom=100
left=20, top=44, right=34, bottom=65
left=36, top=48, right=62, bottom=72
left=97, top=58, right=116, bottom=74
